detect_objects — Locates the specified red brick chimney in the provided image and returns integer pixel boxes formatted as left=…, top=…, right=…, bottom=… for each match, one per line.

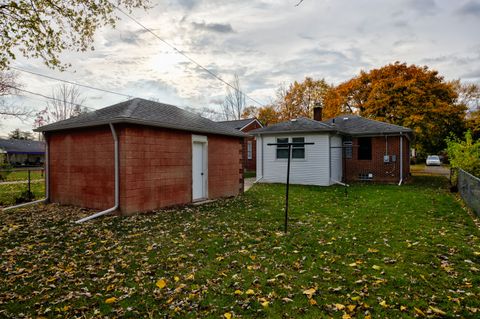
left=313, top=104, right=322, bottom=121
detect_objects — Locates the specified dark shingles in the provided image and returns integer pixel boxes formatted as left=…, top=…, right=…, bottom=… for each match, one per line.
left=218, top=118, right=257, bottom=130
left=250, top=117, right=335, bottom=134
left=0, top=139, right=45, bottom=154
left=35, top=99, right=245, bottom=137
left=323, top=115, right=412, bottom=135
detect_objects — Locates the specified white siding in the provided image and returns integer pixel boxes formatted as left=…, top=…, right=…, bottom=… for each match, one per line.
left=330, top=135, right=343, bottom=183
left=256, top=135, right=263, bottom=182
left=258, top=133, right=331, bottom=186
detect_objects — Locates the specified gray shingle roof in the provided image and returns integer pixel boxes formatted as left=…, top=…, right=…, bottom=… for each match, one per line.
left=35, top=98, right=246, bottom=137
left=323, top=115, right=412, bottom=135
left=218, top=118, right=258, bottom=130
left=251, top=115, right=412, bottom=136
left=250, top=117, right=335, bottom=134
left=0, top=139, right=45, bottom=154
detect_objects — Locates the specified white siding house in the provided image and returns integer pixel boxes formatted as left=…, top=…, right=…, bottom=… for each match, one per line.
left=256, top=132, right=341, bottom=186
left=251, top=115, right=413, bottom=186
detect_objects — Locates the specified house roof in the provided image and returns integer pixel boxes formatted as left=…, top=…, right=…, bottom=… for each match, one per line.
left=218, top=118, right=261, bottom=131
left=251, top=115, right=412, bottom=137
left=322, top=115, right=413, bottom=136
left=35, top=98, right=246, bottom=137
left=250, top=117, right=335, bottom=134
left=0, top=139, right=45, bottom=154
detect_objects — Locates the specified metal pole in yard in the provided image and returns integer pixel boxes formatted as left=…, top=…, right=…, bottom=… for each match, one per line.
left=28, top=169, right=31, bottom=200
left=285, top=144, right=292, bottom=234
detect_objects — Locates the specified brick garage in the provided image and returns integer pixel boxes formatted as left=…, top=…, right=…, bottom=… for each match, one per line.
left=38, top=99, right=245, bottom=215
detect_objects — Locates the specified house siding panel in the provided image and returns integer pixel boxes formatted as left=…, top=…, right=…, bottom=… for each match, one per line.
left=258, top=133, right=331, bottom=186
left=330, top=135, right=343, bottom=183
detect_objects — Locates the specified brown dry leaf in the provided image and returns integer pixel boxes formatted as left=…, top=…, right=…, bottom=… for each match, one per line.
left=303, top=288, right=316, bottom=298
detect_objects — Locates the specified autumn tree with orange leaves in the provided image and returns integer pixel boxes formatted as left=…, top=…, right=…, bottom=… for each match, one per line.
left=323, top=62, right=467, bottom=155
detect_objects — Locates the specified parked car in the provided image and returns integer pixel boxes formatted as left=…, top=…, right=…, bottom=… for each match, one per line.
left=426, top=155, right=441, bottom=166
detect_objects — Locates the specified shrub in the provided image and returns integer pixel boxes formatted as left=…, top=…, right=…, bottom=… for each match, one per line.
left=446, top=131, right=480, bottom=178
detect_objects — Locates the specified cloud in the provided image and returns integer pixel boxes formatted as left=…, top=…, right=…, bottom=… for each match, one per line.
left=191, top=21, right=235, bottom=33
left=407, top=0, right=439, bottom=16
left=457, top=0, right=480, bottom=16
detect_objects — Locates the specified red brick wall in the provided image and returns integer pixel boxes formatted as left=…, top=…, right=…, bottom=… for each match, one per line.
left=120, top=125, right=192, bottom=213
left=47, top=124, right=243, bottom=214
left=47, top=126, right=115, bottom=210
left=240, top=120, right=262, bottom=171
left=208, top=135, right=244, bottom=198
left=344, top=135, right=410, bottom=183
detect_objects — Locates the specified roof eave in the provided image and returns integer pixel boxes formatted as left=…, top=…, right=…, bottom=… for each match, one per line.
left=35, top=117, right=246, bottom=138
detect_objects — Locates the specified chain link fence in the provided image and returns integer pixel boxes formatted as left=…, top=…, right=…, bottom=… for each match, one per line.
left=457, top=168, right=480, bottom=217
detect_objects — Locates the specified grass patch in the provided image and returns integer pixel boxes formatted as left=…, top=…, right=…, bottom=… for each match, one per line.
left=0, top=181, right=45, bottom=207
left=1, top=169, right=45, bottom=182
left=244, top=170, right=256, bottom=179
left=0, top=176, right=479, bottom=318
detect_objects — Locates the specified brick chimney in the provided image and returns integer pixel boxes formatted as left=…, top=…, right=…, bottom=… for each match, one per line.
left=313, top=104, right=323, bottom=121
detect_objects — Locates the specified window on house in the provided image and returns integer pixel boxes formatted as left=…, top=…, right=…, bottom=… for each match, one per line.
left=292, top=137, right=305, bottom=159
left=343, top=138, right=353, bottom=159
left=358, top=137, right=372, bottom=160
left=247, top=141, right=253, bottom=160
left=276, top=138, right=289, bottom=159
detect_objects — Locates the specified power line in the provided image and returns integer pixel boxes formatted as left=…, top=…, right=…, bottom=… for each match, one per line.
left=114, top=5, right=265, bottom=107
left=4, top=85, right=95, bottom=111
left=11, top=66, right=133, bottom=99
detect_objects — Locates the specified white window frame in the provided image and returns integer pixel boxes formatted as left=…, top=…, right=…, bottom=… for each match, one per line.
left=247, top=141, right=253, bottom=160
left=275, top=136, right=306, bottom=160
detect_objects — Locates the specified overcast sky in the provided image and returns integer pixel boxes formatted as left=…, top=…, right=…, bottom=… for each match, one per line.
left=2, top=0, right=480, bottom=136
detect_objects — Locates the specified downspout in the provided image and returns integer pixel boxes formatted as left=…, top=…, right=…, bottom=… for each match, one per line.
left=75, top=123, right=119, bottom=223
left=3, top=133, right=50, bottom=211
left=398, top=133, right=403, bottom=186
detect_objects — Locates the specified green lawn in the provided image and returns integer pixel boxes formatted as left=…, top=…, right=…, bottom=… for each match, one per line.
left=0, top=169, right=45, bottom=182
left=0, top=181, right=45, bottom=207
left=244, top=170, right=256, bottom=179
left=0, top=176, right=479, bottom=318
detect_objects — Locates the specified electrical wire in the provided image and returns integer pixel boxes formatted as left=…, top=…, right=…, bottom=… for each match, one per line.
left=113, top=5, right=265, bottom=107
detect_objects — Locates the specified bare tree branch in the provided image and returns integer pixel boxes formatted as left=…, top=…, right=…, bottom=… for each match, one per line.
left=222, top=74, right=246, bottom=120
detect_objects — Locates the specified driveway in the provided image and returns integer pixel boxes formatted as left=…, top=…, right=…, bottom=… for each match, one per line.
left=411, top=164, right=450, bottom=178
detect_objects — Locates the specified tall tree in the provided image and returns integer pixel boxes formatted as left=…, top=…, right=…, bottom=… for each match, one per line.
left=8, top=128, right=34, bottom=140
left=323, top=62, right=467, bottom=155
left=222, top=74, right=246, bottom=120
left=0, top=0, right=150, bottom=70
left=280, top=77, right=331, bottom=120
left=0, top=71, right=30, bottom=120
left=257, top=105, right=280, bottom=126
left=34, top=84, right=87, bottom=127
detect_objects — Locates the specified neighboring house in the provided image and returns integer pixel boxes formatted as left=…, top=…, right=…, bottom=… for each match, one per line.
left=0, top=139, right=45, bottom=166
left=218, top=118, right=263, bottom=171
left=35, top=98, right=245, bottom=214
left=251, top=110, right=412, bottom=185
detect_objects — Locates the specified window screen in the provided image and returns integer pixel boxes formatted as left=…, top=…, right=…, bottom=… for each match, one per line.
left=276, top=138, right=289, bottom=159
left=358, top=137, right=372, bottom=160
left=247, top=141, right=252, bottom=159
left=292, top=137, right=305, bottom=159
left=343, top=138, right=353, bottom=159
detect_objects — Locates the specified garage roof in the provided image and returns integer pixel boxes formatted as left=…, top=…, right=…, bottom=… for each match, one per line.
left=35, top=98, right=246, bottom=137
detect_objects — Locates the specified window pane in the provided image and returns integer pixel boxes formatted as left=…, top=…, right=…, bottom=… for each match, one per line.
left=277, top=148, right=289, bottom=159
left=343, top=141, right=353, bottom=159
left=358, top=137, right=372, bottom=160
left=277, top=138, right=288, bottom=150
left=292, top=148, right=305, bottom=159
left=292, top=137, right=304, bottom=146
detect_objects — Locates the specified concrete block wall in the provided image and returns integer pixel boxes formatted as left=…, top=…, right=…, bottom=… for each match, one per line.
left=47, top=124, right=243, bottom=214
left=47, top=126, right=115, bottom=210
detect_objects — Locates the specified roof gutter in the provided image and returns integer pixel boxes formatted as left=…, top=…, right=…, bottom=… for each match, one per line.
left=75, top=123, right=119, bottom=223
left=3, top=133, right=50, bottom=211
left=398, top=133, right=404, bottom=186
